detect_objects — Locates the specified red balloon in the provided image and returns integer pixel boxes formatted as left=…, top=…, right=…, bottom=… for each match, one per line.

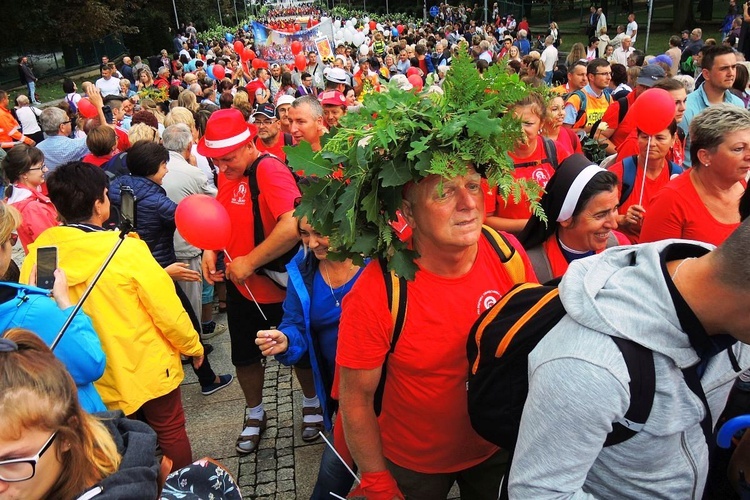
left=631, top=88, right=677, bottom=136
left=212, top=64, right=226, bottom=80
left=243, top=47, right=256, bottom=61
left=251, top=58, right=264, bottom=69
left=77, top=98, right=98, bottom=118
left=175, top=195, right=232, bottom=250
left=408, top=74, right=423, bottom=91
left=369, top=20, right=377, bottom=31
left=233, top=40, right=244, bottom=54
left=406, top=67, right=420, bottom=78
left=291, top=40, right=303, bottom=55
left=295, top=53, right=307, bottom=72
left=397, top=24, right=405, bottom=34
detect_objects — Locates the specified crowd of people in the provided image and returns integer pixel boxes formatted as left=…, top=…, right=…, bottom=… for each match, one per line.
left=2, top=1, right=750, bottom=498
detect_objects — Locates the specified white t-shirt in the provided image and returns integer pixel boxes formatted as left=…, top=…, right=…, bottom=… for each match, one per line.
left=541, top=45, right=558, bottom=72
left=95, top=76, right=121, bottom=97
left=15, top=106, right=41, bottom=135
left=626, top=21, right=638, bottom=44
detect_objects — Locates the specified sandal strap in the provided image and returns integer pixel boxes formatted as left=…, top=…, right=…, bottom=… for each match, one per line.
left=302, top=405, right=323, bottom=417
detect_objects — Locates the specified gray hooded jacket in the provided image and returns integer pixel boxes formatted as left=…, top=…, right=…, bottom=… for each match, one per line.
left=509, top=241, right=750, bottom=499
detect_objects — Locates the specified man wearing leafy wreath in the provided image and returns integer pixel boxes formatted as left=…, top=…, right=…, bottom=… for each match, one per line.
left=287, top=50, right=540, bottom=499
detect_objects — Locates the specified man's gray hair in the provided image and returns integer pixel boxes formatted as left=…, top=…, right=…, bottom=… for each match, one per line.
left=162, top=123, right=193, bottom=154
left=40, top=107, right=69, bottom=135
left=291, top=95, right=323, bottom=120
left=689, top=104, right=750, bottom=167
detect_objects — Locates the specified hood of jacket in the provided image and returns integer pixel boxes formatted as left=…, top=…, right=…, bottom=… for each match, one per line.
left=559, top=240, right=713, bottom=369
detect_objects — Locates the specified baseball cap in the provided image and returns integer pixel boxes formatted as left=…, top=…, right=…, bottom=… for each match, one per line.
left=252, top=102, right=276, bottom=120
left=325, top=67, right=349, bottom=84
left=636, top=64, right=666, bottom=87
left=197, top=108, right=257, bottom=158
left=270, top=63, right=281, bottom=69
left=276, top=95, right=295, bottom=107
left=319, top=90, right=346, bottom=107
left=358, top=57, right=369, bottom=65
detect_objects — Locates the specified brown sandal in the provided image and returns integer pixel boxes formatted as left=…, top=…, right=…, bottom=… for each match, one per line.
left=236, top=411, right=267, bottom=454
left=301, top=405, right=325, bottom=442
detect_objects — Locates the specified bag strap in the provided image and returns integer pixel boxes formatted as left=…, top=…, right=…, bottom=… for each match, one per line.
left=245, top=153, right=272, bottom=246
left=481, top=225, right=527, bottom=284
left=617, top=95, right=629, bottom=124
left=542, top=137, right=558, bottom=170
left=620, top=155, right=638, bottom=205
left=525, top=245, right=554, bottom=284
left=603, top=337, right=656, bottom=446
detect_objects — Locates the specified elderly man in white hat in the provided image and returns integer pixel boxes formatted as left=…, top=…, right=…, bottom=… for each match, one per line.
left=198, top=109, right=301, bottom=455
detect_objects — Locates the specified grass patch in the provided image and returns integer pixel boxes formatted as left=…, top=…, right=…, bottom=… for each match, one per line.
left=10, top=76, right=93, bottom=107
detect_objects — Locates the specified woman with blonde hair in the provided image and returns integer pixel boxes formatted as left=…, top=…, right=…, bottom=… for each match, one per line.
left=508, top=44, right=522, bottom=62
left=128, top=122, right=160, bottom=144
left=136, top=67, right=155, bottom=91
left=139, top=99, right=165, bottom=125
left=177, top=90, right=200, bottom=115
left=0, top=328, right=163, bottom=499
left=566, top=42, right=587, bottom=67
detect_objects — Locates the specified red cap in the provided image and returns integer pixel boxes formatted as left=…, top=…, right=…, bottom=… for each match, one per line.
left=196, top=109, right=257, bottom=158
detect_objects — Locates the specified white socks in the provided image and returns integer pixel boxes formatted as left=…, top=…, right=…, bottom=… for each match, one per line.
left=241, top=403, right=265, bottom=437
left=303, top=396, right=324, bottom=424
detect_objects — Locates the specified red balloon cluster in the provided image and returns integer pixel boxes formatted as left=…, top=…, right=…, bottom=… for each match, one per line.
left=175, top=195, right=232, bottom=250
left=630, top=88, right=676, bottom=136
left=252, top=58, right=268, bottom=70
left=295, top=53, right=307, bottom=72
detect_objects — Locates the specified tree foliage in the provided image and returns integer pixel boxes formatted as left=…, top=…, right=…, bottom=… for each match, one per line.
left=286, top=50, right=542, bottom=280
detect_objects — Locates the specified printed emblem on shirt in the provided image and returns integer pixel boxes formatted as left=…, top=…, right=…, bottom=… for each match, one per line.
left=532, top=167, right=551, bottom=187
left=477, top=289, right=503, bottom=314
left=231, top=182, right=248, bottom=206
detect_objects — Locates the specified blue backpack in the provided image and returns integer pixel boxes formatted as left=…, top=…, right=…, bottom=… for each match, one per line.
left=620, top=155, right=682, bottom=205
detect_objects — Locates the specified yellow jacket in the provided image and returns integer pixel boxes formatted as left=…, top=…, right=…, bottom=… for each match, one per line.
left=22, top=227, right=203, bottom=415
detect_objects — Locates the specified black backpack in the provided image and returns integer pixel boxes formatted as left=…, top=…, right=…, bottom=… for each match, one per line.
left=466, top=282, right=656, bottom=451
left=245, top=153, right=301, bottom=289
left=512, top=137, right=559, bottom=170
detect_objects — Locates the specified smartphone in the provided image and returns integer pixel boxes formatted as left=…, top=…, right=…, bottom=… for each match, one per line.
left=120, top=186, right=137, bottom=231
left=37, top=246, right=57, bottom=290
left=102, top=105, right=114, bottom=124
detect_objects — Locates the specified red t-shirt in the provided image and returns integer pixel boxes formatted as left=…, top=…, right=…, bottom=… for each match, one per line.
left=82, top=153, right=114, bottom=167
left=601, top=91, right=637, bottom=147
left=616, top=130, right=685, bottom=168
left=337, top=235, right=537, bottom=473
left=494, top=136, right=568, bottom=220
left=639, top=171, right=743, bottom=246
left=254, top=133, right=290, bottom=164
left=608, top=158, right=675, bottom=243
left=552, top=127, right=582, bottom=157
left=216, top=155, right=300, bottom=303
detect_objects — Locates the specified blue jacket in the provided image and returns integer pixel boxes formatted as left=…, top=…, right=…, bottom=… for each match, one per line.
left=274, top=249, right=367, bottom=431
left=109, top=175, right=177, bottom=267
left=0, top=282, right=106, bottom=413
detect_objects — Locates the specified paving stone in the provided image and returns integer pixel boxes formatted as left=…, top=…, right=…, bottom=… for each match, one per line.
left=278, top=447, right=294, bottom=457
left=257, top=458, right=277, bottom=471
left=256, top=483, right=276, bottom=496
left=240, top=485, right=255, bottom=497
left=278, top=428, right=293, bottom=438
left=256, top=469, right=275, bottom=483
left=256, top=449, right=275, bottom=461
left=278, top=481, right=296, bottom=493
left=278, top=455, right=295, bottom=468
left=278, top=467, right=295, bottom=481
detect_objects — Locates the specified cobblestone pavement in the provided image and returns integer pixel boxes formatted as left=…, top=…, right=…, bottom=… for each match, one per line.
left=180, top=320, right=327, bottom=499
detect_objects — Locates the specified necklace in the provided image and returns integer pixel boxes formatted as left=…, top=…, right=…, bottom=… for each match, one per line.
left=670, top=257, right=695, bottom=282
left=322, top=261, right=355, bottom=308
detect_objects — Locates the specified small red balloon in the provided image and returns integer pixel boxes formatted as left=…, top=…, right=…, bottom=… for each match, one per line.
left=631, top=88, right=677, bottom=136
left=369, top=20, right=377, bottom=31
left=291, top=40, right=303, bottom=55
left=397, top=24, right=405, bottom=34
left=175, top=195, right=232, bottom=250
left=77, top=98, right=98, bottom=119
left=212, top=64, right=226, bottom=80
left=295, top=53, right=307, bottom=72
left=243, top=47, right=256, bottom=61
left=406, top=67, right=420, bottom=78
left=252, top=58, right=264, bottom=69
left=233, top=40, right=244, bottom=54
left=408, top=74, right=423, bottom=91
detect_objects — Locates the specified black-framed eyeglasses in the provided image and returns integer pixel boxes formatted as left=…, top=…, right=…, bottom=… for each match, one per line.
left=60, top=120, right=71, bottom=125
left=0, top=431, right=57, bottom=482
left=4, top=233, right=18, bottom=247
left=27, top=163, right=46, bottom=172
left=255, top=119, right=277, bottom=126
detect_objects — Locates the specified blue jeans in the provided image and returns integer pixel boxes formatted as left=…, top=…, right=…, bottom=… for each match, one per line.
left=310, top=433, right=356, bottom=499
left=27, top=81, right=38, bottom=103
left=544, top=71, right=553, bottom=84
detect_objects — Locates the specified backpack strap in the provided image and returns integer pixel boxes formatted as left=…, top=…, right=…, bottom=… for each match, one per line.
left=570, top=89, right=587, bottom=126
left=245, top=153, right=273, bottom=247
left=617, top=95, right=629, bottom=124
left=481, top=225, right=527, bottom=284
left=374, top=256, right=408, bottom=416
left=668, top=160, right=683, bottom=177
left=525, top=246, right=554, bottom=284
left=603, top=337, right=655, bottom=446
left=283, top=133, right=294, bottom=147
left=619, top=155, right=638, bottom=205
left=542, top=137, right=558, bottom=170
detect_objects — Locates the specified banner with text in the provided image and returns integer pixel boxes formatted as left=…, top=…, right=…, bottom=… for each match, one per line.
left=251, top=19, right=334, bottom=65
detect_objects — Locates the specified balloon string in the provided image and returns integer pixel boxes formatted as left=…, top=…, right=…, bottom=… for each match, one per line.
left=638, top=135, right=651, bottom=207
left=223, top=250, right=268, bottom=321
left=319, top=431, right=360, bottom=484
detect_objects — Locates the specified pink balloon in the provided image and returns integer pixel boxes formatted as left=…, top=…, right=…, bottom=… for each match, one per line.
left=175, top=195, right=232, bottom=250
left=408, top=74, right=423, bottom=91
left=631, top=88, right=676, bottom=136
left=212, top=64, right=226, bottom=80
left=78, top=98, right=98, bottom=118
